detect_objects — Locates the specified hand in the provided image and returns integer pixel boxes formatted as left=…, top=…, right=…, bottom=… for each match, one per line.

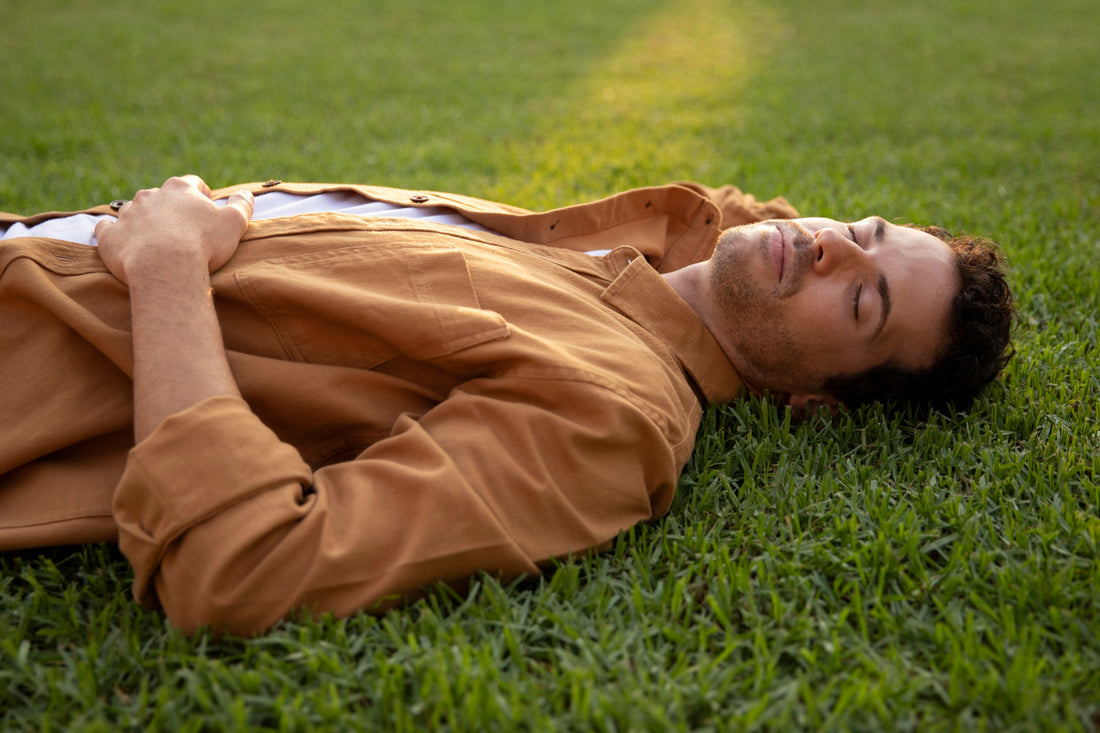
left=95, top=175, right=254, bottom=285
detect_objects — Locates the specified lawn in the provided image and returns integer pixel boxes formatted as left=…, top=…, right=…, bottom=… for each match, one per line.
left=1, top=0, right=1098, bottom=730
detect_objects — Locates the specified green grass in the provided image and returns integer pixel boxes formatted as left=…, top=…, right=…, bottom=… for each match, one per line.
left=2, top=0, right=1098, bottom=729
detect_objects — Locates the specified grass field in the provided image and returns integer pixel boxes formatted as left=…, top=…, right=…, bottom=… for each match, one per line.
left=2, top=0, right=1098, bottom=730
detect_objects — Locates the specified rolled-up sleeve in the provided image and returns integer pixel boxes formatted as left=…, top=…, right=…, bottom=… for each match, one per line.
left=114, top=374, right=683, bottom=636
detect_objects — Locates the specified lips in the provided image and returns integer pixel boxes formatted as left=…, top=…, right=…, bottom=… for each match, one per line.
left=771, top=225, right=785, bottom=282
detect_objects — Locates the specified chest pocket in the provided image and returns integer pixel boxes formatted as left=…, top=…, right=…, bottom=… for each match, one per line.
left=233, top=242, right=509, bottom=370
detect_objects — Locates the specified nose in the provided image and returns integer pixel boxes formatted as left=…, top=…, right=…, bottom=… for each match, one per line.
left=811, top=226, right=864, bottom=276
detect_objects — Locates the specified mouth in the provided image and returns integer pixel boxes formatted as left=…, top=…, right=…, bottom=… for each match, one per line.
left=770, top=225, right=786, bottom=283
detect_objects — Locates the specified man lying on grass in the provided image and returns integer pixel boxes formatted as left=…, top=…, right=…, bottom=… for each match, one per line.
left=0, top=176, right=1014, bottom=635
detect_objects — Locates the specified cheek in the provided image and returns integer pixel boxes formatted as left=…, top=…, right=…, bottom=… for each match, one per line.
left=790, top=296, right=844, bottom=341
left=786, top=304, right=863, bottom=367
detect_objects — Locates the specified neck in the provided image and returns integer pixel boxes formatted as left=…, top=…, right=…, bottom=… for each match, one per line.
left=662, top=263, right=767, bottom=397
left=661, top=262, right=708, bottom=318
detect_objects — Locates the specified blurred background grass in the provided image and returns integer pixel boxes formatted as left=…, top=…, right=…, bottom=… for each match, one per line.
left=2, top=0, right=1098, bottom=729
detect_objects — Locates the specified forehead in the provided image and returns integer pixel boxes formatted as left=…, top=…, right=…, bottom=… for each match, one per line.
left=876, top=222, right=958, bottom=368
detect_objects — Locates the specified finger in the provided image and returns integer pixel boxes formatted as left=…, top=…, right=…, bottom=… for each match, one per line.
left=165, top=175, right=212, bottom=199
left=93, top=217, right=114, bottom=243
left=131, top=187, right=158, bottom=204
left=222, top=190, right=255, bottom=227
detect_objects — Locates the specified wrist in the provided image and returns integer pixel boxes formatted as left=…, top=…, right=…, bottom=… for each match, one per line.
left=123, top=245, right=211, bottom=290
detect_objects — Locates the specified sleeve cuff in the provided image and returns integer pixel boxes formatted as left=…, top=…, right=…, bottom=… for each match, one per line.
left=113, top=395, right=312, bottom=603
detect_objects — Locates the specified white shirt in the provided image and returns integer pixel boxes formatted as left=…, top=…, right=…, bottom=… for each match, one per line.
left=0, top=191, right=489, bottom=246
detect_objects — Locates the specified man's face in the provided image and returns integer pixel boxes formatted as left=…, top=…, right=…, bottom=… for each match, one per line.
left=708, top=216, right=957, bottom=400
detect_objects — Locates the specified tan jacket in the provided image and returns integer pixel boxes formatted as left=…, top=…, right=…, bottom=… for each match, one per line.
left=0, top=181, right=796, bottom=634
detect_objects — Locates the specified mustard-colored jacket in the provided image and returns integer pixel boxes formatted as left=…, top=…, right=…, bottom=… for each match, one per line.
left=0, top=181, right=796, bottom=634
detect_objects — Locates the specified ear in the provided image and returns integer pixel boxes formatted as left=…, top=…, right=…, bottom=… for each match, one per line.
left=786, top=393, right=841, bottom=420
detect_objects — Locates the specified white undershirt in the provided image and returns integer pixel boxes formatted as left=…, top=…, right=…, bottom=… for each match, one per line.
left=0, top=191, right=490, bottom=246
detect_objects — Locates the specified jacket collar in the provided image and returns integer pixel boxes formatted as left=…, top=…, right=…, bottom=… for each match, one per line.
left=600, top=248, right=743, bottom=404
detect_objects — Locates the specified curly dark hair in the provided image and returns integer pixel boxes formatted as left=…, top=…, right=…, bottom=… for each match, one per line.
left=823, top=226, right=1015, bottom=413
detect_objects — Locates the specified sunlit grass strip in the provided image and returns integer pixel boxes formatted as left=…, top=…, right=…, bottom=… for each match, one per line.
left=500, top=0, right=784, bottom=198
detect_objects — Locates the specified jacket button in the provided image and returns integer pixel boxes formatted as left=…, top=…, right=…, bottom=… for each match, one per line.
left=261, top=179, right=282, bottom=187
left=410, top=194, right=430, bottom=203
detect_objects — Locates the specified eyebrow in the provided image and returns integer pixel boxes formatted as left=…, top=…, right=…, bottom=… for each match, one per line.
left=868, top=217, right=891, bottom=339
left=873, top=216, right=886, bottom=242
left=873, top=272, right=891, bottom=339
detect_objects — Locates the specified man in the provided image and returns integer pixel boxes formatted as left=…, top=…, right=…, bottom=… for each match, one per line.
left=0, top=176, right=1013, bottom=635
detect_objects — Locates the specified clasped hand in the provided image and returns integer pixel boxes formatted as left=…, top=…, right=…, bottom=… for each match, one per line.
left=95, top=175, right=255, bottom=285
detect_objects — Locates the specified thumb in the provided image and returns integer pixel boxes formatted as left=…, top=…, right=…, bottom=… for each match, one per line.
left=223, top=189, right=255, bottom=229
left=93, top=216, right=115, bottom=246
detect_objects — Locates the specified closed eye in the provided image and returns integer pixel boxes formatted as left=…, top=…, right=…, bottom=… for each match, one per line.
left=852, top=282, right=862, bottom=320
left=847, top=224, right=859, bottom=246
